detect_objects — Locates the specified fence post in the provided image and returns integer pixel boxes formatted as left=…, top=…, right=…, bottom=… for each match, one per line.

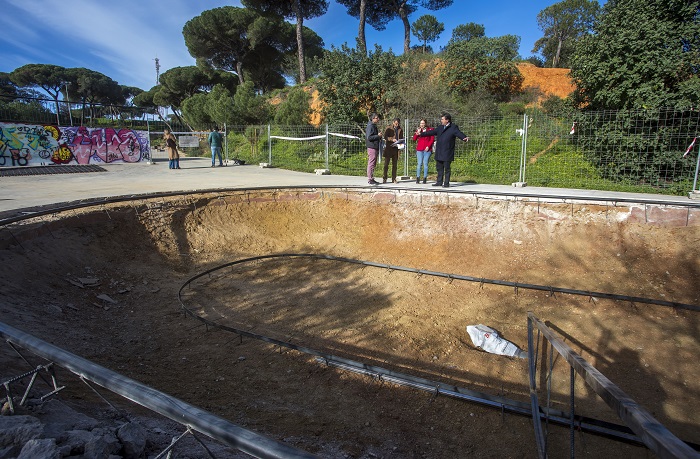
left=514, top=114, right=528, bottom=187
left=146, top=120, right=154, bottom=165
left=404, top=118, right=409, bottom=178
left=223, top=123, right=228, bottom=165
left=268, top=124, right=272, bottom=166
left=325, top=124, right=329, bottom=170
left=691, top=147, right=700, bottom=197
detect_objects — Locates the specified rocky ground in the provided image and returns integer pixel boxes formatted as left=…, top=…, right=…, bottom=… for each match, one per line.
left=1, top=190, right=698, bottom=458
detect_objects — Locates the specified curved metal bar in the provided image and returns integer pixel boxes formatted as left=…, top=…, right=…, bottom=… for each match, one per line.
left=178, top=254, right=700, bottom=450
left=179, top=253, right=699, bottom=313
left=0, top=322, right=318, bottom=459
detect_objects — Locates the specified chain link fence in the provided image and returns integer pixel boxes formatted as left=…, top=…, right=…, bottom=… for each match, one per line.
left=1, top=96, right=698, bottom=195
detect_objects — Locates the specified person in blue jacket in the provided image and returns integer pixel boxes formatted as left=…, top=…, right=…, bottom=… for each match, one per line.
left=419, top=112, right=469, bottom=188
left=208, top=127, right=224, bottom=167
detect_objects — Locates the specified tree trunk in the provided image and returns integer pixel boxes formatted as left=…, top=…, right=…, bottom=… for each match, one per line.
left=358, top=0, right=367, bottom=55
left=400, top=5, right=410, bottom=54
left=553, top=36, right=563, bottom=68
left=235, top=61, right=245, bottom=85
left=296, top=0, right=307, bottom=83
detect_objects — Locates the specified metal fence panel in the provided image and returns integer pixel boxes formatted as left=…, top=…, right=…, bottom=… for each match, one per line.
left=2, top=95, right=699, bottom=195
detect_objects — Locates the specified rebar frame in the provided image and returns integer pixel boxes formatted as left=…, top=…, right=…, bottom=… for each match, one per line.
left=0, top=322, right=318, bottom=459
left=527, top=312, right=699, bottom=459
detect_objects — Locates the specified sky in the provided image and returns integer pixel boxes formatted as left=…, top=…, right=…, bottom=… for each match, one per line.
left=0, top=0, right=576, bottom=92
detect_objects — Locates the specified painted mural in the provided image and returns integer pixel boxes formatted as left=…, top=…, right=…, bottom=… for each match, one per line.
left=0, top=123, right=150, bottom=167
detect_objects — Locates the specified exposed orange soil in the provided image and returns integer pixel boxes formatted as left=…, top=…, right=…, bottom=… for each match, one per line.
left=517, top=62, right=575, bottom=101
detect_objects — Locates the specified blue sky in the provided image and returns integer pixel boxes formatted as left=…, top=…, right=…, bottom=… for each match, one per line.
left=0, top=0, right=583, bottom=92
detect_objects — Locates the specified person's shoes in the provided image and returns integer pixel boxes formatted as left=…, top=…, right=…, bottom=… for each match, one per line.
left=368, top=179, right=379, bottom=185
left=392, top=179, right=398, bottom=183
left=176, top=167, right=181, bottom=169
left=211, top=165, right=215, bottom=168
left=423, top=178, right=427, bottom=184
left=443, top=183, right=450, bottom=188
left=416, top=177, right=420, bottom=184
left=219, top=164, right=224, bottom=167
left=432, top=182, right=442, bottom=186
left=382, top=178, right=387, bottom=183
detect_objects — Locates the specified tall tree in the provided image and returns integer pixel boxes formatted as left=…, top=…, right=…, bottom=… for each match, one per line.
left=442, top=34, right=523, bottom=101
left=411, top=14, right=444, bottom=53
left=317, top=44, right=399, bottom=122
left=10, top=64, right=70, bottom=122
left=379, top=0, right=453, bottom=54
left=337, top=0, right=393, bottom=55
left=570, top=0, right=700, bottom=110
left=533, top=0, right=599, bottom=68
left=274, top=86, right=312, bottom=125
left=280, top=26, right=325, bottom=83
left=242, top=0, right=329, bottom=83
left=183, top=6, right=290, bottom=89
left=151, top=66, right=216, bottom=126
left=448, top=22, right=485, bottom=44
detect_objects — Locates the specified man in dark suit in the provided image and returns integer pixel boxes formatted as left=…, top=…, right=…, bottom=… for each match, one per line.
left=419, top=112, right=469, bottom=188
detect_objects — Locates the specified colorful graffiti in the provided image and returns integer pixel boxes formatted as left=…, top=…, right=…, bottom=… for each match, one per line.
left=0, top=123, right=150, bottom=167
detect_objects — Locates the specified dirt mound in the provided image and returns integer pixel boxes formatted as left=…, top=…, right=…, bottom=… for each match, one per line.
left=517, top=62, right=575, bottom=101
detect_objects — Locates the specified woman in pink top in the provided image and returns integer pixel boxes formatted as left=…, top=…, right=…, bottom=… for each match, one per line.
left=412, top=119, right=435, bottom=184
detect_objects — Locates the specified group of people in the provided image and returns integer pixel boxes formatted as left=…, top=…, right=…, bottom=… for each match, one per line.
left=163, top=127, right=225, bottom=170
left=365, top=112, right=469, bottom=187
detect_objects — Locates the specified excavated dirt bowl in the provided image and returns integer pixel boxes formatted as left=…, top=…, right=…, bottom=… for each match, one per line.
left=1, top=188, right=699, bottom=458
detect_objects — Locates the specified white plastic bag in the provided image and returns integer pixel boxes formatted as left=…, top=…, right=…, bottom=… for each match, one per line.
left=466, top=324, right=526, bottom=359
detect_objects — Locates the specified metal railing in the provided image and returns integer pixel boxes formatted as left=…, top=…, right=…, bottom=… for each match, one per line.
left=0, top=321, right=318, bottom=459
left=526, top=312, right=699, bottom=459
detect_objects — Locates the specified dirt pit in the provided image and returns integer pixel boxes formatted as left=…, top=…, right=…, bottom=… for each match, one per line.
left=1, top=188, right=699, bottom=458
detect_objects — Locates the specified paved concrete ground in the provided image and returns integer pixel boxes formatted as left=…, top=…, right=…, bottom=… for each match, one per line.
left=1, top=157, right=699, bottom=214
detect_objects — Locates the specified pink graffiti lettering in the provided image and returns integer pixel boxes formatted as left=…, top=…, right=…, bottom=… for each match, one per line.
left=66, top=127, right=144, bottom=164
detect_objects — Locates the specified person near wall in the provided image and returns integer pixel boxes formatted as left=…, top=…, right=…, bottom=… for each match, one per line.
left=383, top=118, right=403, bottom=183
left=412, top=118, right=434, bottom=184
left=164, top=129, right=180, bottom=170
left=208, top=126, right=224, bottom=167
left=419, top=112, right=468, bottom=188
left=365, top=113, right=382, bottom=185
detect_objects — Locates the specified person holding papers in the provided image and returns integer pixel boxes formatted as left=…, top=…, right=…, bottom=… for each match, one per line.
left=382, top=118, right=403, bottom=183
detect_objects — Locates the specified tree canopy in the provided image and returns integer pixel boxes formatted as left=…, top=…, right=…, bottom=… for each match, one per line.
left=337, top=0, right=395, bottom=55
left=242, top=0, right=328, bottom=83
left=183, top=6, right=289, bottom=91
left=448, top=22, right=485, bottom=44
left=442, top=33, right=523, bottom=101
left=316, top=44, right=400, bottom=123
left=570, top=0, right=700, bottom=110
left=411, top=14, right=444, bottom=53
left=532, top=0, right=600, bottom=68
left=380, top=0, right=453, bottom=54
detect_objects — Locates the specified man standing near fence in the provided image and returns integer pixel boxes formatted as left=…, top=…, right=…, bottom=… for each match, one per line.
left=208, top=127, right=224, bottom=167
left=365, top=113, right=382, bottom=185
left=419, top=112, right=468, bottom=188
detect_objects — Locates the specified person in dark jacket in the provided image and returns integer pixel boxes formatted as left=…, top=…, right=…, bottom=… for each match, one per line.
left=382, top=118, right=403, bottom=183
left=365, top=113, right=382, bottom=185
left=419, top=112, right=468, bottom=187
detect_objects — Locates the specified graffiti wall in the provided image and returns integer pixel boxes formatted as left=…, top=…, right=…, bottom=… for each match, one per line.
left=0, top=123, right=150, bottom=167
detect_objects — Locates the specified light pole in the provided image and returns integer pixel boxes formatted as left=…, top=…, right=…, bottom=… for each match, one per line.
left=61, top=81, right=73, bottom=126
